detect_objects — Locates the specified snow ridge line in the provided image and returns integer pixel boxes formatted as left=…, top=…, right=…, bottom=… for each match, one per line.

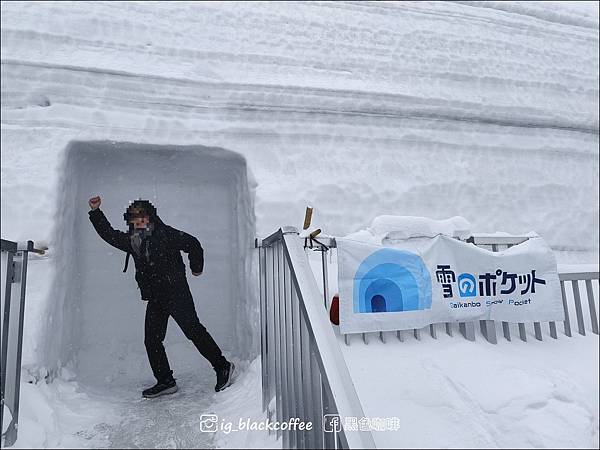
left=451, top=1, right=600, bottom=31
left=342, top=1, right=599, bottom=35
left=2, top=59, right=598, bottom=136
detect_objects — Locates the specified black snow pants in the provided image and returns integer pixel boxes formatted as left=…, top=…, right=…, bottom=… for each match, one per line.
left=144, top=293, right=227, bottom=383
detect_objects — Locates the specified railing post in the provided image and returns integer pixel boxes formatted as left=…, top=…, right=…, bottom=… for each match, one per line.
left=413, top=328, right=421, bottom=341
left=284, top=259, right=297, bottom=449
left=548, top=321, right=558, bottom=339
left=0, top=249, right=15, bottom=444
left=445, top=322, right=453, bottom=337
left=322, top=382, right=337, bottom=449
left=396, top=330, right=404, bottom=342
left=429, top=324, right=437, bottom=339
left=480, top=320, right=497, bottom=344
left=502, top=322, right=511, bottom=341
left=2, top=239, right=38, bottom=448
left=533, top=322, right=543, bottom=341
left=266, top=245, right=277, bottom=430
left=459, top=322, right=475, bottom=341
left=269, top=246, right=277, bottom=423
left=585, top=280, right=598, bottom=335
left=282, top=229, right=376, bottom=449
left=321, top=248, right=329, bottom=310
left=518, top=323, right=527, bottom=342
left=273, top=242, right=283, bottom=439
left=571, top=280, right=586, bottom=336
left=300, top=309, right=314, bottom=448
left=311, top=352, right=324, bottom=449
left=258, top=245, right=267, bottom=412
left=12, top=248, right=28, bottom=438
left=278, top=240, right=290, bottom=448
left=560, top=280, right=572, bottom=337
left=291, top=283, right=305, bottom=449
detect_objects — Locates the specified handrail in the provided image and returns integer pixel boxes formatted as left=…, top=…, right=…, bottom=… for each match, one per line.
left=0, top=240, right=17, bottom=253
left=559, top=272, right=599, bottom=281
left=1, top=238, right=42, bottom=447
left=283, top=230, right=375, bottom=449
left=257, top=227, right=376, bottom=449
left=466, top=235, right=531, bottom=246
left=299, top=234, right=533, bottom=250
left=261, top=226, right=296, bottom=246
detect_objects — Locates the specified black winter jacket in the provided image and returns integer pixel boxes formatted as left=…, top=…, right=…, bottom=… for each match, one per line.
left=88, top=208, right=204, bottom=301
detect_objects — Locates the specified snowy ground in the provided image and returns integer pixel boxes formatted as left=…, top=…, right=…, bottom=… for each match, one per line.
left=13, top=332, right=600, bottom=449
left=340, top=329, right=599, bottom=449
left=13, top=355, right=278, bottom=449
left=16, top=357, right=219, bottom=449
left=11, top=246, right=598, bottom=449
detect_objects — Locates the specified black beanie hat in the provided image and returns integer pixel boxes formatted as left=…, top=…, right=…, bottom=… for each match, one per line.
left=124, top=199, right=157, bottom=224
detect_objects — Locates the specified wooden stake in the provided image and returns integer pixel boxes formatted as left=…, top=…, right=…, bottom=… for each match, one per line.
left=303, top=206, right=313, bottom=230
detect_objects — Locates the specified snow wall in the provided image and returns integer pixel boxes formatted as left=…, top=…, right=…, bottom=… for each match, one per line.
left=0, top=2, right=598, bottom=376
left=45, top=142, right=255, bottom=385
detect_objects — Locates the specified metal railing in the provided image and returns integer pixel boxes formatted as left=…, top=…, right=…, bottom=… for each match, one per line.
left=256, top=227, right=376, bottom=449
left=303, top=234, right=599, bottom=345
left=1, top=239, right=43, bottom=447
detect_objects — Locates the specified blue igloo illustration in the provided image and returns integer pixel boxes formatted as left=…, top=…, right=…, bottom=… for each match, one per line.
left=353, top=248, right=432, bottom=313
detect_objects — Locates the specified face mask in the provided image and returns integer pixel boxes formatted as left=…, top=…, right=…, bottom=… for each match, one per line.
left=131, top=222, right=154, bottom=261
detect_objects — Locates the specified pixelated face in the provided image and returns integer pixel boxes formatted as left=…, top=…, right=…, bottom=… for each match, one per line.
left=128, top=208, right=150, bottom=229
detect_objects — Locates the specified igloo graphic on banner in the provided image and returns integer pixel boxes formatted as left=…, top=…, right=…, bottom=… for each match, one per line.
left=353, top=248, right=432, bottom=314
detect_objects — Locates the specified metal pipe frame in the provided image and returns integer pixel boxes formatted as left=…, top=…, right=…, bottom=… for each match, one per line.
left=1, top=239, right=40, bottom=448
left=257, top=229, right=375, bottom=449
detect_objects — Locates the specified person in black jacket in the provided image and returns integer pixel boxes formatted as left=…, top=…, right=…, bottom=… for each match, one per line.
left=87, top=195, right=234, bottom=398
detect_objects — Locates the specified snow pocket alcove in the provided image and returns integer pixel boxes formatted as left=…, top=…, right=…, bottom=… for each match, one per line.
left=48, top=141, right=256, bottom=387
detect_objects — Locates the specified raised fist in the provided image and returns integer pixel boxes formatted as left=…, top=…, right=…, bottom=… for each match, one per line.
left=89, top=196, right=101, bottom=210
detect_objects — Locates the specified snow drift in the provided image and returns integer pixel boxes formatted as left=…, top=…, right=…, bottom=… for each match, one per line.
left=42, top=141, right=256, bottom=386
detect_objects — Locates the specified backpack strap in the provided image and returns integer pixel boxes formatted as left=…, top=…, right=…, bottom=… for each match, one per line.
left=123, top=251, right=131, bottom=273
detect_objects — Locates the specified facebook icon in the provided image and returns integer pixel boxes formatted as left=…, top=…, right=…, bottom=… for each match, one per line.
left=323, top=414, right=342, bottom=433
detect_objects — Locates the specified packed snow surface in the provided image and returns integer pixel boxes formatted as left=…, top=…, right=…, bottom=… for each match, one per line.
left=345, top=214, right=473, bottom=244
left=340, top=331, right=599, bottom=448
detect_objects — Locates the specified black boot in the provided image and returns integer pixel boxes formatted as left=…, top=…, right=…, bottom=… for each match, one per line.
left=214, top=361, right=235, bottom=392
left=142, top=378, right=178, bottom=398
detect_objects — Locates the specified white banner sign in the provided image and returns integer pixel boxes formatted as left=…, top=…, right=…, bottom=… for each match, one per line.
left=337, top=235, right=564, bottom=334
